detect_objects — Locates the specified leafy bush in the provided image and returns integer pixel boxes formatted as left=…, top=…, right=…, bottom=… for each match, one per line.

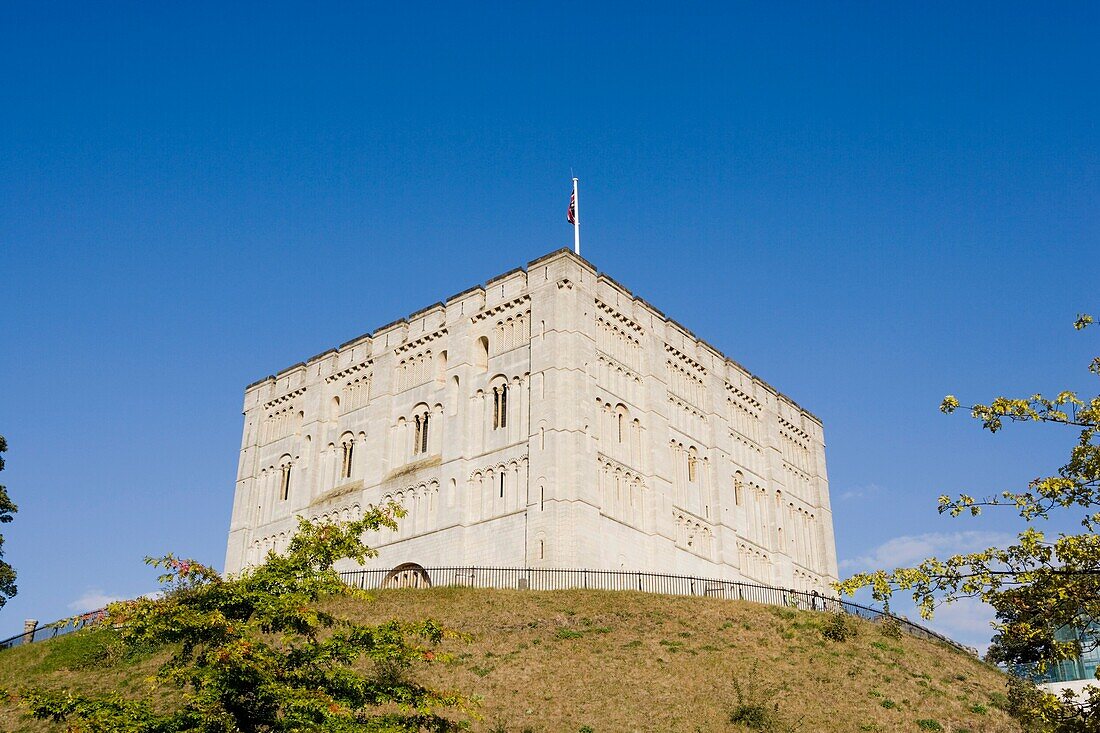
left=916, top=720, right=943, bottom=731
left=822, top=612, right=858, bottom=642
left=730, top=701, right=776, bottom=730
left=21, top=507, right=469, bottom=732
left=727, top=664, right=798, bottom=731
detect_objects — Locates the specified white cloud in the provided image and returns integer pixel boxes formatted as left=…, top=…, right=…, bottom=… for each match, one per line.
left=887, top=596, right=998, bottom=654
left=840, top=530, right=1015, bottom=572
left=837, top=483, right=884, bottom=502
left=68, top=589, right=124, bottom=611
left=840, top=531, right=1018, bottom=651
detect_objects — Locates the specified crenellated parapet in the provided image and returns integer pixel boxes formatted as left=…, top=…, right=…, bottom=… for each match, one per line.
left=226, top=248, right=838, bottom=592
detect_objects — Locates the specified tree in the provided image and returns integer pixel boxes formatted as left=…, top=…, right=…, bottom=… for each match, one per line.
left=24, top=504, right=469, bottom=732
left=0, top=434, right=17, bottom=609
left=838, top=314, right=1100, bottom=729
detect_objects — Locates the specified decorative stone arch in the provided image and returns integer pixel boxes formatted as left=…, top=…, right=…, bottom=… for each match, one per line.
left=488, top=375, right=510, bottom=430
left=436, top=350, right=448, bottom=383
left=410, top=403, right=431, bottom=456
left=535, top=530, right=547, bottom=562
left=335, top=431, right=355, bottom=480
left=448, top=374, right=461, bottom=415
left=382, top=563, right=431, bottom=589
left=614, top=403, right=629, bottom=444
left=277, top=454, right=294, bottom=501
left=474, top=336, right=489, bottom=371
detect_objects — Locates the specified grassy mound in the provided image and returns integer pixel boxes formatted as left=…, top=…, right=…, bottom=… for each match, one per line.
left=0, top=587, right=1020, bottom=732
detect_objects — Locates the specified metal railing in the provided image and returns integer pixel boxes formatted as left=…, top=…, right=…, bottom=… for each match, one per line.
left=0, top=609, right=107, bottom=651
left=340, top=566, right=973, bottom=654
left=0, top=567, right=970, bottom=656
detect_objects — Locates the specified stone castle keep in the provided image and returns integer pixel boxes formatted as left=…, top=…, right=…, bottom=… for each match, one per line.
left=225, top=249, right=839, bottom=592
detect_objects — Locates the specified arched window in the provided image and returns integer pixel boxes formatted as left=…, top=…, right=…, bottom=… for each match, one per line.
left=617, top=412, right=624, bottom=443
left=493, top=383, right=508, bottom=429
left=279, top=458, right=293, bottom=501
left=687, top=449, right=698, bottom=483
left=340, top=436, right=354, bottom=479
left=411, top=408, right=430, bottom=456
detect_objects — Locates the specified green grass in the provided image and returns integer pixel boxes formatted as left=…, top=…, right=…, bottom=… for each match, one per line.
left=0, top=587, right=1024, bottom=732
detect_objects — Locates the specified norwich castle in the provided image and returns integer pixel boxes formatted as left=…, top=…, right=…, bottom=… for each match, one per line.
left=225, top=249, right=839, bottom=592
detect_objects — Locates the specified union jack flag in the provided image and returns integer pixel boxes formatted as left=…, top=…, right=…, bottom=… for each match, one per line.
left=567, top=189, right=576, bottom=224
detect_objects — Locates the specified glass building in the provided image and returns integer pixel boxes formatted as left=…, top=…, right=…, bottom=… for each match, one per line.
left=1023, top=624, right=1100, bottom=686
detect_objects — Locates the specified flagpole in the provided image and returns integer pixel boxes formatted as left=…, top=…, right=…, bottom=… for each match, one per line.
left=572, top=177, right=580, bottom=256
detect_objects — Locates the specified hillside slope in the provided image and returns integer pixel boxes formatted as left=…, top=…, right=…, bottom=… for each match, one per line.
left=0, top=587, right=1019, bottom=732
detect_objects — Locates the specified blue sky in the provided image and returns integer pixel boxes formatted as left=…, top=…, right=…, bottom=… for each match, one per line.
left=1, top=2, right=1097, bottom=648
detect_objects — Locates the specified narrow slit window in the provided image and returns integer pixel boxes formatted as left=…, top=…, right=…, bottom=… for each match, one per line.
left=341, top=442, right=354, bottom=479
left=280, top=465, right=291, bottom=501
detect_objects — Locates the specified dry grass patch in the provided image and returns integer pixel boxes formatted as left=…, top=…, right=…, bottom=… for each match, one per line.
left=327, top=587, right=1020, bottom=733
left=0, top=587, right=1022, bottom=733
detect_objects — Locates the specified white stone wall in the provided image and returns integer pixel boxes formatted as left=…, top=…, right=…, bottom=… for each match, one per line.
left=225, top=249, right=839, bottom=591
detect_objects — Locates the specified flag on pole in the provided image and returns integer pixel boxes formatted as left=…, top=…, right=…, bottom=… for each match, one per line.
left=568, top=177, right=580, bottom=255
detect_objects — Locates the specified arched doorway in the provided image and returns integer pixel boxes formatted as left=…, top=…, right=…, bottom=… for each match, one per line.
left=381, top=563, right=431, bottom=589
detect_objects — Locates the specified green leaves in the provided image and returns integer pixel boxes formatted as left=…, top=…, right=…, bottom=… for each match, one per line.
left=23, top=502, right=468, bottom=732
left=0, top=434, right=16, bottom=609
left=839, top=315, right=1100, bottom=730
